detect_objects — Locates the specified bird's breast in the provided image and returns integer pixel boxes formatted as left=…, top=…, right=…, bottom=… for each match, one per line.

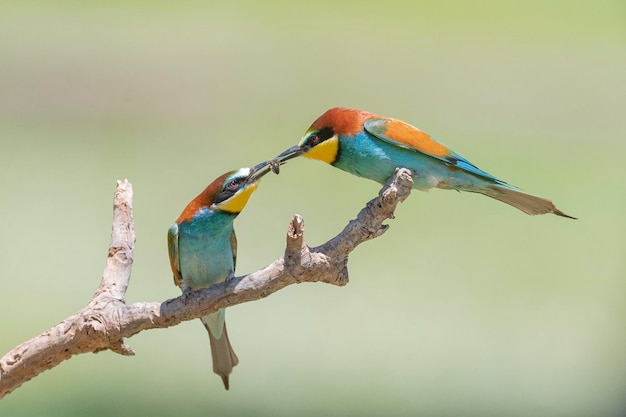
left=177, top=211, right=235, bottom=289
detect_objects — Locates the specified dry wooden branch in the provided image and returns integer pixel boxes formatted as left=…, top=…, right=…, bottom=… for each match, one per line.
left=0, top=169, right=414, bottom=399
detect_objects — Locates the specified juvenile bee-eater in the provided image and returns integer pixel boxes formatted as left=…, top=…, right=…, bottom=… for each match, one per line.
left=167, top=162, right=272, bottom=390
left=276, top=107, right=574, bottom=218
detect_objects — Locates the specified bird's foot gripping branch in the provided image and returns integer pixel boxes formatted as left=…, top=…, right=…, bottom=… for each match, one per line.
left=0, top=168, right=413, bottom=398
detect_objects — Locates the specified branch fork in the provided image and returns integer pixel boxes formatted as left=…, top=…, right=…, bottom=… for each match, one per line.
left=0, top=168, right=414, bottom=398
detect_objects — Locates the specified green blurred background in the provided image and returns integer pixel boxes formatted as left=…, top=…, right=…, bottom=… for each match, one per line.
left=1, top=1, right=624, bottom=416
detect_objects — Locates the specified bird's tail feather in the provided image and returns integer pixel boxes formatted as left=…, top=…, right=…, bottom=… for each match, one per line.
left=207, top=323, right=239, bottom=390
left=480, top=185, right=576, bottom=219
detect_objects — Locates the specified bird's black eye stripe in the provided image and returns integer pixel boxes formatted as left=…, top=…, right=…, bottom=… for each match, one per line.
left=214, top=176, right=246, bottom=204
left=214, top=191, right=232, bottom=204
left=226, top=179, right=240, bottom=191
left=309, top=133, right=320, bottom=145
left=305, top=127, right=334, bottom=147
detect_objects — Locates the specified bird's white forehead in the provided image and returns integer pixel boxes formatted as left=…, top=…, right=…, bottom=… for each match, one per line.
left=225, top=167, right=251, bottom=184
left=234, top=167, right=251, bottom=177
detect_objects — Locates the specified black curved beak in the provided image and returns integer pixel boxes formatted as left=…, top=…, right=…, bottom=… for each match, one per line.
left=248, top=160, right=273, bottom=183
left=264, top=145, right=304, bottom=174
left=275, top=145, right=303, bottom=164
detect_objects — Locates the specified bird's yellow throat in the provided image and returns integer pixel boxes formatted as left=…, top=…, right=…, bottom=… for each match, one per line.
left=216, top=183, right=258, bottom=214
left=302, top=135, right=339, bottom=165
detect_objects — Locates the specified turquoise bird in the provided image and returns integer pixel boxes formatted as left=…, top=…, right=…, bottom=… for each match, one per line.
left=276, top=107, right=574, bottom=218
left=167, top=162, right=272, bottom=390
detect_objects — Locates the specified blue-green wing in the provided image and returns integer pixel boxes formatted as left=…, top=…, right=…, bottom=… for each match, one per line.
left=364, top=117, right=503, bottom=183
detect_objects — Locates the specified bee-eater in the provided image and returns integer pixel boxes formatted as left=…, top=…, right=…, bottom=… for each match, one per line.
left=167, top=162, right=272, bottom=390
left=276, top=107, right=574, bottom=218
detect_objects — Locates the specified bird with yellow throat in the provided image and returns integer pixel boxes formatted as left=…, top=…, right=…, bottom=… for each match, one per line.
left=275, top=107, right=574, bottom=218
left=167, top=161, right=273, bottom=390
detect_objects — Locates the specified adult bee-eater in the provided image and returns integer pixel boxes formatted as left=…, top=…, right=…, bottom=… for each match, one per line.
left=167, top=161, right=272, bottom=390
left=276, top=107, right=574, bottom=218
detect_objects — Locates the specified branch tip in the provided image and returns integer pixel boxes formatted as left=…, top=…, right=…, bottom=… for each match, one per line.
left=287, top=214, right=304, bottom=239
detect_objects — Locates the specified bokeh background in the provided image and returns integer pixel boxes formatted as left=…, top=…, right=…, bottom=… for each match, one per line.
left=1, top=1, right=624, bottom=416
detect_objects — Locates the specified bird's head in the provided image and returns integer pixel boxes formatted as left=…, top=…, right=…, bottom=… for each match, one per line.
left=177, top=161, right=273, bottom=222
left=274, top=107, right=374, bottom=166
left=210, top=161, right=273, bottom=214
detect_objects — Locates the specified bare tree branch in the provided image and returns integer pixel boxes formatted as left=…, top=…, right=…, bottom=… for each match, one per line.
left=0, top=169, right=414, bottom=399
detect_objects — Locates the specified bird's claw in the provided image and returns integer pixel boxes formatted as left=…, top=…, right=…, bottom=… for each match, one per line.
left=181, top=288, right=193, bottom=305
